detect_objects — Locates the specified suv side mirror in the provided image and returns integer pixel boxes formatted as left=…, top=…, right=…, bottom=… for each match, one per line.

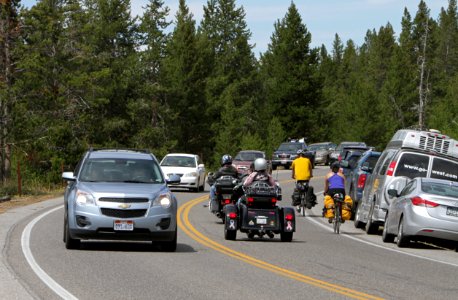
left=387, top=189, right=399, bottom=198
left=198, top=164, right=204, bottom=168
left=62, top=172, right=76, bottom=181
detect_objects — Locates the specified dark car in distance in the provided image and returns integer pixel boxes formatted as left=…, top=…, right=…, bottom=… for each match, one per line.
left=232, top=150, right=271, bottom=175
left=271, top=141, right=315, bottom=170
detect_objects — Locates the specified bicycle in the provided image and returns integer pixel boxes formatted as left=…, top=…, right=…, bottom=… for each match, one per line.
left=296, top=181, right=309, bottom=216
left=332, top=192, right=345, bottom=234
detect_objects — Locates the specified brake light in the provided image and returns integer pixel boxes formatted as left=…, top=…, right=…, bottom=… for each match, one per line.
left=386, top=161, right=397, bottom=176
left=357, top=174, right=367, bottom=189
left=224, top=199, right=231, bottom=204
left=285, top=214, right=294, bottom=221
left=271, top=198, right=277, bottom=204
left=228, top=212, right=237, bottom=219
left=338, top=154, right=341, bottom=161
left=247, top=197, right=254, bottom=203
left=411, top=196, right=439, bottom=208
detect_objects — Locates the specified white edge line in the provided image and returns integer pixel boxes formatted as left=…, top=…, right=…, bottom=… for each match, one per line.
left=305, top=191, right=458, bottom=268
left=21, top=205, right=78, bottom=300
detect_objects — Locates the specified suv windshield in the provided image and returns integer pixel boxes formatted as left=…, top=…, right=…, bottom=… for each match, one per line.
left=234, top=152, right=264, bottom=161
left=277, top=143, right=302, bottom=152
left=79, top=158, right=164, bottom=183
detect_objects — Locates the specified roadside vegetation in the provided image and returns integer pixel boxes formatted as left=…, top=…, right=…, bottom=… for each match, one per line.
left=1, top=0, right=458, bottom=198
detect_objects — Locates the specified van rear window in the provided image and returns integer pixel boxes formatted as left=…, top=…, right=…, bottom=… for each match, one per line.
left=430, top=157, right=458, bottom=181
left=394, top=153, right=429, bottom=179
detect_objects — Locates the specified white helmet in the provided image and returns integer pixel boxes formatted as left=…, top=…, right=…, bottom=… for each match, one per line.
left=253, top=158, right=267, bottom=171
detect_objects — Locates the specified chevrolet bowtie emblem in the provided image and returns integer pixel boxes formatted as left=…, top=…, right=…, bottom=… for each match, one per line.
left=118, top=203, right=131, bottom=209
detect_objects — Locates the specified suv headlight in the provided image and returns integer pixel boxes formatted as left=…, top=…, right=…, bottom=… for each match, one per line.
left=153, top=193, right=172, bottom=208
left=184, top=172, right=197, bottom=177
left=75, top=190, right=96, bottom=206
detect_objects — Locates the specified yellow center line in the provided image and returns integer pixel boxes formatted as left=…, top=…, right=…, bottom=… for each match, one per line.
left=178, top=195, right=384, bottom=300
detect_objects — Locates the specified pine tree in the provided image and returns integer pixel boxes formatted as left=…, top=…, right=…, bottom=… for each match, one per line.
left=161, top=0, right=208, bottom=156
left=199, top=0, right=260, bottom=166
left=260, top=2, right=321, bottom=141
left=127, top=0, right=175, bottom=156
left=0, top=0, right=20, bottom=182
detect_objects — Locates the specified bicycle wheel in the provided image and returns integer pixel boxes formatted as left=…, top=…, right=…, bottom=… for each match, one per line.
left=333, top=204, right=341, bottom=234
left=301, top=193, right=306, bottom=217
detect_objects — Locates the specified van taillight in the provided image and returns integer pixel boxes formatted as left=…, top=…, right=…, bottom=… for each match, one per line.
left=386, top=161, right=397, bottom=176
left=411, top=196, right=439, bottom=208
left=357, top=174, right=367, bottom=189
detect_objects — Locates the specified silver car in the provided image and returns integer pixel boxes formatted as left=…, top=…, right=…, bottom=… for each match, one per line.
left=382, top=177, right=458, bottom=247
left=62, top=149, right=181, bottom=251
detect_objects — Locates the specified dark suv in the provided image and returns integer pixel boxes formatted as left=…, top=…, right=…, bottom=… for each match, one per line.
left=272, top=141, right=315, bottom=170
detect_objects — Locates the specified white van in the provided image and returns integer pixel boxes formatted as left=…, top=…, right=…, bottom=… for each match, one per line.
left=354, top=129, right=458, bottom=233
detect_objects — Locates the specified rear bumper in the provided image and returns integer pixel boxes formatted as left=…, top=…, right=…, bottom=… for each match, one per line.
left=403, top=207, right=458, bottom=241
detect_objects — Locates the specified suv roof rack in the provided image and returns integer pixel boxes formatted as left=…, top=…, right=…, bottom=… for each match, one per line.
left=387, top=129, right=458, bottom=159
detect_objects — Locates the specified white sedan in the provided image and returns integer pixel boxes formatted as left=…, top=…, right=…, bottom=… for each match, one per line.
left=160, top=153, right=206, bottom=192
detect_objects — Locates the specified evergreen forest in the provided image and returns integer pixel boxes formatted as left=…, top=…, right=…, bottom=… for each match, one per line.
left=1, top=0, right=458, bottom=193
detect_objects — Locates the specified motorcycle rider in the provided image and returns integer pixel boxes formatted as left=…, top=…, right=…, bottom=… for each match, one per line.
left=291, top=149, right=313, bottom=212
left=243, top=158, right=275, bottom=187
left=209, top=154, right=239, bottom=213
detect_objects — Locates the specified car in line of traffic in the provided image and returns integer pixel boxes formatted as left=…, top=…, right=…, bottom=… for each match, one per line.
left=329, top=141, right=368, bottom=165
left=307, top=142, right=336, bottom=165
left=352, top=128, right=458, bottom=249
left=382, top=177, right=458, bottom=247
left=232, top=150, right=272, bottom=175
left=160, top=153, right=206, bottom=192
left=272, top=140, right=316, bottom=170
left=62, top=148, right=181, bottom=251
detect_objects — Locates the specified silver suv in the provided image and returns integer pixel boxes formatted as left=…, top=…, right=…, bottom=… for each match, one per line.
left=62, top=149, right=181, bottom=251
left=355, top=129, right=458, bottom=233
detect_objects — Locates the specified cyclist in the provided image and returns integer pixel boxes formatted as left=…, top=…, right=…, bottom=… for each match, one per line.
left=209, top=154, right=239, bottom=213
left=323, top=161, right=346, bottom=222
left=291, top=149, right=313, bottom=212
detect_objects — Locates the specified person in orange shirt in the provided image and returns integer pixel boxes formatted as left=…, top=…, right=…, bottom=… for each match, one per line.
left=291, top=150, right=313, bottom=212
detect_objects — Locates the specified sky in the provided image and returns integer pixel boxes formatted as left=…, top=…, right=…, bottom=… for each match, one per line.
left=22, top=0, right=450, bottom=55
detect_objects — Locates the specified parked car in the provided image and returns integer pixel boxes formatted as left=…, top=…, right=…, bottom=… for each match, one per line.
left=343, top=151, right=381, bottom=224
left=340, top=150, right=365, bottom=179
left=232, top=150, right=271, bottom=175
left=356, top=129, right=458, bottom=234
left=307, top=142, right=336, bottom=165
left=160, top=153, right=206, bottom=192
left=272, top=141, right=315, bottom=170
left=62, top=148, right=181, bottom=251
left=382, top=177, right=458, bottom=248
left=329, top=142, right=368, bottom=164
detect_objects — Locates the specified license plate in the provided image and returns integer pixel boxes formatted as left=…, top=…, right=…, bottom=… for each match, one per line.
left=446, top=206, right=458, bottom=217
left=256, top=217, right=267, bottom=225
left=281, top=160, right=287, bottom=164
left=114, top=220, right=134, bottom=231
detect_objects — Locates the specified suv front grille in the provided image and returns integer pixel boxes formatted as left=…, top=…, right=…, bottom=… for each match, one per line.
left=419, top=136, right=450, bottom=154
left=99, top=197, right=149, bottom=203
left=100, top=208, right=147, bottom=218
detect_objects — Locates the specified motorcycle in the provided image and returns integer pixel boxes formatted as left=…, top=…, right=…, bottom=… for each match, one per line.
left=208, top=174, right=240, bottom=222
left=223, top=181, right=295, bottom=241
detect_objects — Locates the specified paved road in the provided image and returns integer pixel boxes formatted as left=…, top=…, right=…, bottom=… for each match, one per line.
left=1, top=166, right=457, bottom=299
